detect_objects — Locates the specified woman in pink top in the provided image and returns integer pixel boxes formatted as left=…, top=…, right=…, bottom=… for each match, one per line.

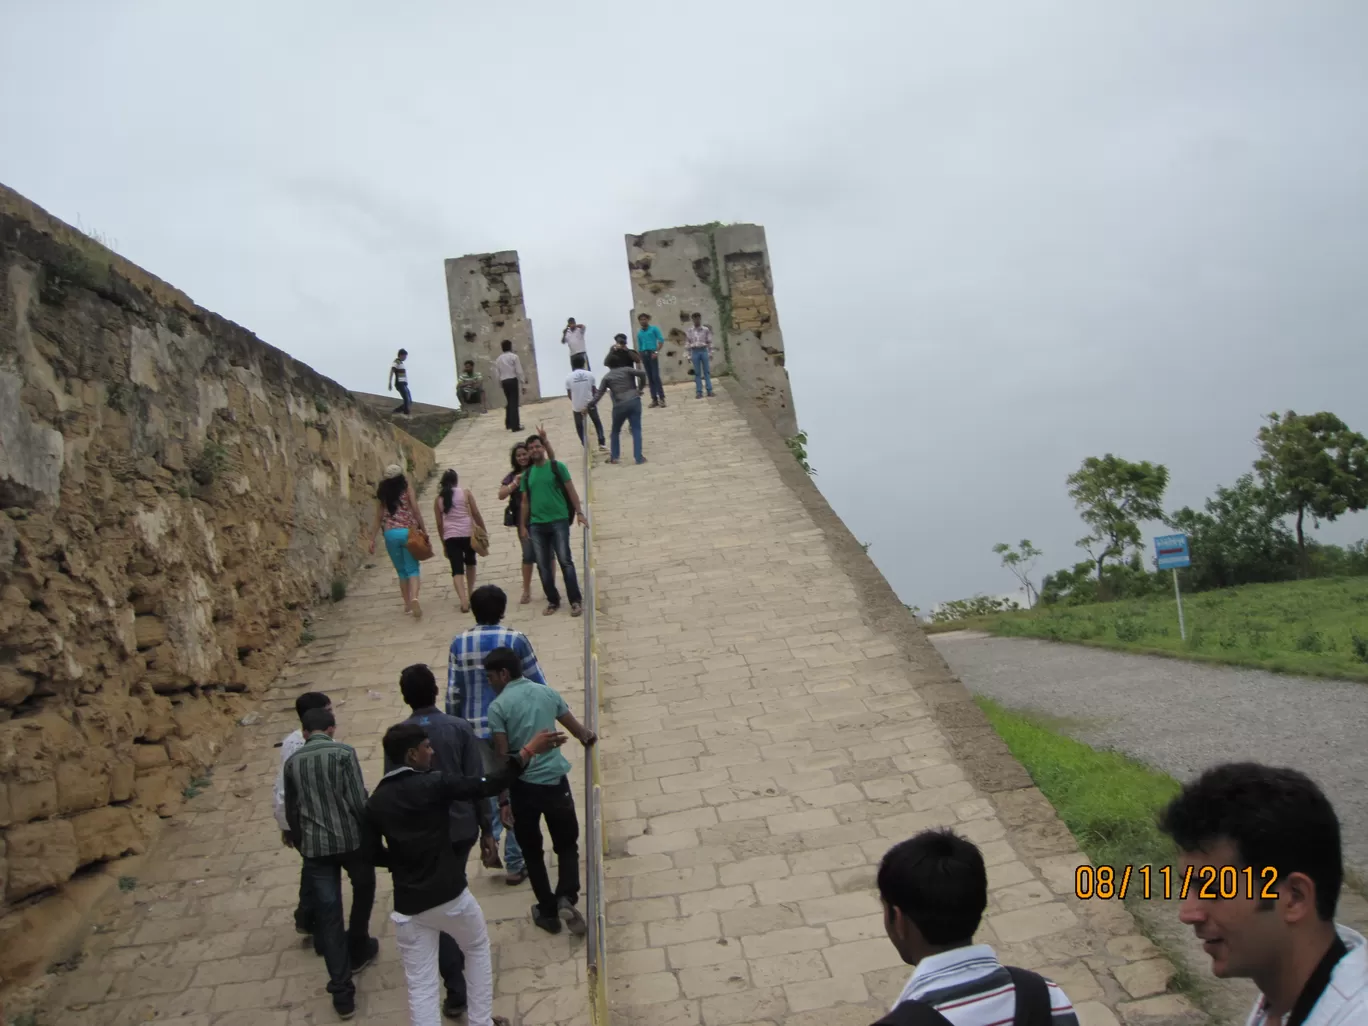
left=433, top=469, right=487, bottom=612
left=364, top=464, right=428, bottom=618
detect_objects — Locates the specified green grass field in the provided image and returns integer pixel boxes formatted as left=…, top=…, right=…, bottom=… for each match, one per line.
left=976, top=698, right=1180, bottom=868
left=931, top=576, right=1368, bottom=682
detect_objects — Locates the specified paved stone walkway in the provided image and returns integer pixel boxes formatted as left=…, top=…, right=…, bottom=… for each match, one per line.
left=587, top=384, right=1197, bottom=1026
left=39, top=381, right=1200, bottom=1026
left=40, top=400, right=594, bottom=1026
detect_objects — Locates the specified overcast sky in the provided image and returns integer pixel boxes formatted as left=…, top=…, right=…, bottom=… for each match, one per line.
left=3, top=1, right=1366, bottom=609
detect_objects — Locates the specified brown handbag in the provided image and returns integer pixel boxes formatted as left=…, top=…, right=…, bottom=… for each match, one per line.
left=406, top=527, right=434, bottom=561
left=472, top=523, right=490, bottom=558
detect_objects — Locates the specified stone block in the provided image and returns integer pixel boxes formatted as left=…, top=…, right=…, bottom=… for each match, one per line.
left=1113, top=958, right=1174, bottom=999
left=7, top=777, right=57, bottom=823
left=69, top=805, right=146, bottom=865
left=6, top=817, right=79, bottom=900
left=56, top=759, right=111, bottom=814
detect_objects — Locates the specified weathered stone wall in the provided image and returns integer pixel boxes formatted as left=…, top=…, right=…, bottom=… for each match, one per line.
left=444, top=251, right=540, bottom=408
left=0, top=183, right=434, bottom=988
left=625, top=223, right=798, bottom=436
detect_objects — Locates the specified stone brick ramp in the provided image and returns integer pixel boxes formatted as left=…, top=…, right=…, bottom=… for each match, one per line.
left=586, top=383, right=1198, bottom=1026
left=38, top=403, right=595, bottom=1026
left=37, top=382, right=1199, bottom=1026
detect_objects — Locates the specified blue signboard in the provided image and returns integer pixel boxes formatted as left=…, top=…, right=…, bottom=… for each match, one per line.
left=1154, top=533, right=1191, bottom=571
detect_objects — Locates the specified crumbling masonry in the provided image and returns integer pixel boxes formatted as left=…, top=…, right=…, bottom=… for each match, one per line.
left=443, top=251, right=539, bottom=411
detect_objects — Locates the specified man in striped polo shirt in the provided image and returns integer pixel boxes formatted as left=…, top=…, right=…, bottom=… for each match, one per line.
left=283, top=707, right=380, bottom=1021
left=873, top=828, right=1078, bottom=1025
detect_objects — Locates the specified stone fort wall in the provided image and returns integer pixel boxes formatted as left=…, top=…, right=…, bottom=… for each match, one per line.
left=444, top=251, right=540, bottom=411
left=626, top=223, right=798, bottom=437
left=0, top=183, right=435, bottom=989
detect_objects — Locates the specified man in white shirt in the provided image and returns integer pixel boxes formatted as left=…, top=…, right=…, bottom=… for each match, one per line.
left=566, top=353, right=606, bottom=450
left=388, top=349, right=412, bottom=415
left=874, top=828, right=1078, bottom=1025
left=561, top=318, right=589, bottom=371
left=273, top=691, right=333, bottom=946
left=493, top=340, right=527, bottom=432
left=684, top=313, right=715, bottom=399
left=1159, top=762, right=1368, bottom=1026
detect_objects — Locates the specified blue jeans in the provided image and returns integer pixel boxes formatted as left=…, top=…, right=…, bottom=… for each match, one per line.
left=394, top=382, right=412, bottom=414
left=641, top=351, right=665, bottom=402
left=689, top=348, right=713, bottom=396
left=529, top=519, right=583, bottom=608
left=610, top=397, right=644, bottom=464
left=488, top=796, right=525, bottom=872
left=302, top=850, right=376, bottom=1000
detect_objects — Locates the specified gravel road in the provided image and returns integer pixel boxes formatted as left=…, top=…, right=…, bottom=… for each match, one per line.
left=930, top=632, right=1368, bottom=880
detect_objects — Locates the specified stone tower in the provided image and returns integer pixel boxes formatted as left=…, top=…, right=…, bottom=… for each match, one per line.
left=625, top=224, right=797, bottom=436
left=444, top=251, right=540, bottom=409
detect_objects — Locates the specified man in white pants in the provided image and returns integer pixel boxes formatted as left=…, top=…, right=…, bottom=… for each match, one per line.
left=365, top=719, right=567, bottom=1026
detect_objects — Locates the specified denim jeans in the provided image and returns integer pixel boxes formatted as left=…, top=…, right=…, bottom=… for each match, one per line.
left=610, top=397, right=644, bottom=464
left=574, top=407, right=605, bottom=446
left=509, top=775, right=581, bottom=920
left=689, top=348, right=713, bottom=396
left=394, top=382, right=412, bottom=414
left=641, top=351, right=665, bottom=402
left=529, top=519, right=582, bottom=608
left=487, top=796, right=525, bottom=871
left=301, top=849, right=377, bottom=1000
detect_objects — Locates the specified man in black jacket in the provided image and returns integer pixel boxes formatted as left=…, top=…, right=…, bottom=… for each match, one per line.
left=366, top=717, right=566, bottom=1026
left=383, top=664, right=498, bottom=1020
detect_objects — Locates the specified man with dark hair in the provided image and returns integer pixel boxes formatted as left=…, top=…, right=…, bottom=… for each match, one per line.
left=607, top=332, right=641, bottom=368
left=273, top=691, right=331, bottom=942
left=566, top=352, right=606, bottom=450
left=368, top=720, right=566, bottom=1026
left=873, top=828, right=1077, bottom=1025
left=1158, top=762, right=1366, bottom=1024
left=283, top=707, right=378, bottom=1020
left=457, top=359, right=485, bottom=411
left=389, top=348, right=412, bottom=415
left=447, top=584, right=549, bottom=885
left=635, top=312, right=666, bottom=407
left=386, top=664, right=492, bottom=1020
left=518, top=432, right=586, bottom=617
left=493, top=339, right=526, bottom=432
left=485, top=647, right=596, bottom=936
left=561, top=316, right=589, bottom=370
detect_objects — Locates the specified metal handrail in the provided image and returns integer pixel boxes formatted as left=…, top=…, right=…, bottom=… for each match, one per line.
left=580, top=436, right=609, bottom=1025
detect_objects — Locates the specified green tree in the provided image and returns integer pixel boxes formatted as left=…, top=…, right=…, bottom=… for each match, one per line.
left=1066, top=454, right=1170, bottom=587
left=1167, top=473, right=1297, bottom=590
left=993, top=539, right=1043, bottom=608
left=1255, top=411, right=1368, bottom=565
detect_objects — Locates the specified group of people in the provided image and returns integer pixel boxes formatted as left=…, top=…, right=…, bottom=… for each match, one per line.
left=273, top=583, right=596, bottom=1024
left=363, top=427, right=587, bottom=620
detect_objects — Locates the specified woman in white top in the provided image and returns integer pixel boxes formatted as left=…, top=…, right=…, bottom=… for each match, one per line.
left=433, top=469, right=486, bottom=612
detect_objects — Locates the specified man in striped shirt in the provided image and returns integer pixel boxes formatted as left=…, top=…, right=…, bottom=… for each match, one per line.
left=873, top=829, right=1078, bottom=1026
left=283, top=707, right=379, bottom=1020
left=447, top=584, right=548, bottom=885
left=272, top=691, right=332, bottom=946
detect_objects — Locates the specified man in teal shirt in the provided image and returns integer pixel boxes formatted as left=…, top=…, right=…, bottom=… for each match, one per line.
left=485, top=647, right=596, bottom=936
left=635, top=312, right=667, bottom=407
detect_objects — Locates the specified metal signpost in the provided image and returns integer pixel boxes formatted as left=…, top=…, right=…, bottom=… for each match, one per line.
left=1153, top=533, right=1191, bottom=641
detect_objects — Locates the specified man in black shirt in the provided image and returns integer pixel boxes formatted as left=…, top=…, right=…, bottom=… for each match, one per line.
left=366, top=717, right=566, bottom=1026
left=383, top=664, right=498, bottom=1020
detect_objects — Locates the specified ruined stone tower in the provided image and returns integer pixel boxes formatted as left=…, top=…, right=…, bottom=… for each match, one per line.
left=444, top=251, right=540, bottom=408
left=625, top=224, right=797, bottom=436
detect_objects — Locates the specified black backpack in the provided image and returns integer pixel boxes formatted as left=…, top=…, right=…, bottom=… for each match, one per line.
left=875, top=968, right=1052, bottom=1026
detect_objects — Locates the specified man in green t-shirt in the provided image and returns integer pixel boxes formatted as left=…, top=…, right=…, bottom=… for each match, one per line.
left=485, top=647, right=596, bottom=936
left=517, top=432, right=587, bottom=617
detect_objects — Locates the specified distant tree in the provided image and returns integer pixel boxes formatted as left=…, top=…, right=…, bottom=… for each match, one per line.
left=1066, top=455, right=1170, bottom=588
left=1255, top=411, right=1368, bottom=566
left=1167, top=473, right=1298, bottom=590
left=992, top=540, right=1043, bottom=608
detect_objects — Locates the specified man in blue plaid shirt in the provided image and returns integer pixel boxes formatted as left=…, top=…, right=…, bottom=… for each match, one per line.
left=447, top=584, right=547, bottom=885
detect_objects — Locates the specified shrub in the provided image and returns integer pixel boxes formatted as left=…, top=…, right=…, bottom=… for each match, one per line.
left=330, top=579, right=347, bottom=602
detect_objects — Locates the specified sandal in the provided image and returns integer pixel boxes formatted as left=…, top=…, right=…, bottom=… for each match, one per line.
left=570, top=604, right=583, bottom=618
left=519, top=593, right=532, bottom=605
left=543, top=605, right=558, bottom=616
left=411, top=601, right=423, bottom=620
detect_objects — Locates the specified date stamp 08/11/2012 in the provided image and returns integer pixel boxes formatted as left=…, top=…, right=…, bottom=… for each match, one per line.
left=1075, top=864, right=1280, bottom=901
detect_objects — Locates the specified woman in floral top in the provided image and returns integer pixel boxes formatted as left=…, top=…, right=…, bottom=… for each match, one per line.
left=365, top=463, right=429, bottom=618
